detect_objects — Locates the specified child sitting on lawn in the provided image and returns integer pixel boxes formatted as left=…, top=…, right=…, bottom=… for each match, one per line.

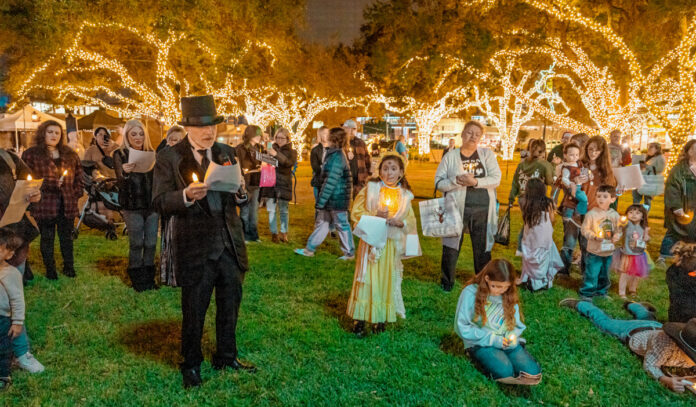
left=580, top=185, right=622, bottom=301
left=346, top=154, right=419, bottom=337
left=0, top=228, right=27, bottom=391
left=519, top=178, right=563, bottom=291
left=454, top=259, right=542, bottom=385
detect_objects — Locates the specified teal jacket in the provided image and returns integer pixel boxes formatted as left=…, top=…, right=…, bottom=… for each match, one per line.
left=316, top=148, right=353, bottom=211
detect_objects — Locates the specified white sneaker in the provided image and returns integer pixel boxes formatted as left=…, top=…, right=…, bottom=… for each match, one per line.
left=338, top=255, right=355, bottom=261
left=15, top=352, right=45, bottom=373
left=294, top=248, right=314, bottom=257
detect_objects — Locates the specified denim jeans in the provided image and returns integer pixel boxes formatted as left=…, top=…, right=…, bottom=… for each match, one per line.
left=659, top=230, right=680, bottom=258
left=560, top=216, right=585, bottom=274
left=306, top=210, right=354, bottom=256
left=0, top=316, right=10, bottom=377
left=632, top=190, right=653, bottom=213
left=122, top=210, right=159, bottom=268
left=576, top=301, right=662, bottom=342
left=580, top=253, right=612, bottom=297
left=469, top=344, right=541, bottom=379
left=11, top=326, right=29, bottom=357
left=240, top=186, right=260, bottom=241
left=267, top=198, right=289, bottom=234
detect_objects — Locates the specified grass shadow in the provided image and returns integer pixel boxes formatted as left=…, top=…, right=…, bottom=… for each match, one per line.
left=117, top=319, right=214, bottom=367
left=95, top=255, right=130, bottom=285
left=322, top=292, right=355, bottom=333
left=439, top=332, right=466, bottom=356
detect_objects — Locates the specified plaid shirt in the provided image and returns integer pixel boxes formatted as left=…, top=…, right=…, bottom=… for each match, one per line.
left=22, top=147, right=84, bottom=220
left=349, top=137, right=371, bottom=196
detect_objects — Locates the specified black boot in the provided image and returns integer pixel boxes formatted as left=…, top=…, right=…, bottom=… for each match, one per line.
left=127, top=267, right=144, bottom=292
left=143, top=265, right=159, bottom=291
left=23, top=262, right=34, bottom=284
left=181, top=367, right=202, bottom=389
left=372, top=323, right=386, bottom=334
left=62, top=267, right=76, bottom=278
left=352, top=320, right=366, bottom=338
left=45, top=266, right=58, bottom=281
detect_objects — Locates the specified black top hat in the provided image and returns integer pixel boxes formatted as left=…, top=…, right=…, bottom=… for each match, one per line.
left=663, top=318, right=696, bottom=364
left=178, top=95, right=224, bottom=127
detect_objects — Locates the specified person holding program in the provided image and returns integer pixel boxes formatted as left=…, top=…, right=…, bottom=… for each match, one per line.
left=346, top=154, right=418, bottom=337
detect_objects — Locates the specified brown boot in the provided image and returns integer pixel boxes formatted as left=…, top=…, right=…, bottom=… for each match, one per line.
left=279, top=232, right=288, bottom=243
left=271, top=233, right=279, bottom=243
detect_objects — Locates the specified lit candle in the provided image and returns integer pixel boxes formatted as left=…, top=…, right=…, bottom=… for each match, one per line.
left=27, top=175, right=32, bottom=181
left=597, top=230, right=603, bottom=240
left=508, top=334, right=516, bottom=342
left=620, top=216, right=627, bottom=226
left=59, top=169, right=68, bottom=183
left=191, top=173, right=199, bottom=183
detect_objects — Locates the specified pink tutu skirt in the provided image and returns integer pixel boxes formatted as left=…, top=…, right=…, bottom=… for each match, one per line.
left=611, top=251, right=649, bottom=278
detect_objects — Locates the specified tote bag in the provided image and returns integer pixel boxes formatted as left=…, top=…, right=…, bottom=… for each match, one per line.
left=419, top=194, right=462, bottom=238
left=494, top=206, right=511, bottom=246
left=259, top=163, right=276, bottom=188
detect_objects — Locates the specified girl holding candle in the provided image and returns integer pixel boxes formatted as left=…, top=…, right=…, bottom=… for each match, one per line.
left=22, top=120, right=83, bottom=280
left=346, top=154, right=419, bottom=337
left=518, top=178, right=563, bottom=291
left=611, top=204, right=651, bottom=299
left=656, top=139, right=696, bottom=268
left=113, top=119, right=159, bottom=292
left=454, top=259, right=541, bottom=384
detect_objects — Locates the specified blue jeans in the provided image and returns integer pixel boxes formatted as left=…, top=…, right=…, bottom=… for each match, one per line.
left=659, top=231, right=680, bottom=258
left=576, top=301, right=662, bottom=342
left=469, top=345, right=541, bottom=379
left=581, top=253, right=612, bottom=297
left=122, top=210, right=159, bottom=268
left=313, top=187, right=320, bottom=202
left=560, top=217, right=586, bottom=274
left=0, top=316, right=10, bottom=377
left=11, top=326, right=29, bottom=357
left=632, top=190, right=653, bottom=213
left=240, top=186, right=260, bottom=241
left=267, top=198, right=289, bottom=234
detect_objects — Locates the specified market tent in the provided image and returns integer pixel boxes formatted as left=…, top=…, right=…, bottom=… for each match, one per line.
left=77, top=109, right=125, bottom=130
left=0, top=105, right=66, bottom=149
left=0, top=105, right=66, bottom=131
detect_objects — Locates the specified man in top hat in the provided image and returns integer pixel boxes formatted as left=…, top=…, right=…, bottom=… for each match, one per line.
left=152, top=95, right=255, bottom=388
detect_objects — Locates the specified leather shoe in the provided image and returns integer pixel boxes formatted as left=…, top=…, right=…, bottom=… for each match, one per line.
left=181, top=367, right=202, bottom=388
left=212, top=357, right=257, bottom=373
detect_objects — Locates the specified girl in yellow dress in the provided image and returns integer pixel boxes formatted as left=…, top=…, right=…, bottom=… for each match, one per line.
left=346, top=154, right=420, bottom=336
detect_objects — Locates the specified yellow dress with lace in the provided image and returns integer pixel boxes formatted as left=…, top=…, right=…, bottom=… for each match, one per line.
left=346, top=184, right=417, bottom=323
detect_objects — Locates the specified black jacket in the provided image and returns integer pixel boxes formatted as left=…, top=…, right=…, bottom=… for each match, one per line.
left=113, top=148, right=154, bottom=211
left=667, top=263, right=696, bottom=323
left=310, top=144, right=324, bottom=188
left=236, top=143, right=263, bottom=187
left=260, top=143, right=297, bottom=201
left=152, top=137, right=248, bottom=285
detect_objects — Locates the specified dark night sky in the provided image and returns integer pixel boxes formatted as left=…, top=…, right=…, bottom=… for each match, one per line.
left=301, top=0, right=376, bottom=45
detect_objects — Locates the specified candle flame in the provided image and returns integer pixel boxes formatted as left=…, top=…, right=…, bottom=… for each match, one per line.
left=192, top=173, right=199, bottom=183
left=62, top=170, right=68, bottom=176
left=27, top=175, right=32, bottom=181
left=598, top=230, right=603, bottom=239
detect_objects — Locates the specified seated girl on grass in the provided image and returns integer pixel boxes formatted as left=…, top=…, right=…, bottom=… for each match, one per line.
left=454, top=259, right=542, bottom=385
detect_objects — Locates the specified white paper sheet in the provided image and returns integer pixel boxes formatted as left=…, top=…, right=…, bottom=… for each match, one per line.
left=204, top=161, right=242, bottom=193
left=127, top=148, right=156, bottom=173
left=353, top=215, right=388, bottom=249
left=0, top=179, right=43, bottom=227
left=613, top=165, right=645, bottom=191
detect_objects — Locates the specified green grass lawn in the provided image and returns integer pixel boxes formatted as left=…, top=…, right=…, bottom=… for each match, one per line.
left=6, top=158, right=694, bottom=406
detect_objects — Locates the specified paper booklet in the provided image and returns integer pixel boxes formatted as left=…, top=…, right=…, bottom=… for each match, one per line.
left=0, top=178, right=43, bottom=227
left=127, top=148, right=156, bottom=173
left=204, top=161, right=242, bottom=193
left=613, top=165, right=645, bottom=191
left=353, top=215, right=388, bottom=249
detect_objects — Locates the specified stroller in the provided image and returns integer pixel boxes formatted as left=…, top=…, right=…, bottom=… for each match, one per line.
left=73, top=161, right=122, bottom=240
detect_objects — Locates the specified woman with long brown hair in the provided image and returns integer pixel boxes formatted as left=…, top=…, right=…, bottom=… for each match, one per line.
left=236, top=125, right=264, bottom=242
left=454, top=259, right=541, bottom=384
left=22, top=120, right=83, bottom=279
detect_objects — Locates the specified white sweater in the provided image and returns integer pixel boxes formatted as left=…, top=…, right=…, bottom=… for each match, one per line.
left=0, top=264, right=24, bottom=325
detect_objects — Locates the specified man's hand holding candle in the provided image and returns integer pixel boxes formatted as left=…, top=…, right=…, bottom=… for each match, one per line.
left=185, top=173, right=208, bottom=202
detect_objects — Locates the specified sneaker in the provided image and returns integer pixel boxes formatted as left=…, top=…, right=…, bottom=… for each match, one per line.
left=580, top=296, right=593, bottom=302
left=655, top=257, right=667, bottom=269
left=559, top=298, right=581, bottom=309
left=0, top=377, right=11, bottom=391
left=15, top=352, right=45, bottom=373
left=515, top=250, right=523, bottom=257
left=338, top=255, right=355, bottom=261
left=294, top=248, right=314, bottom=257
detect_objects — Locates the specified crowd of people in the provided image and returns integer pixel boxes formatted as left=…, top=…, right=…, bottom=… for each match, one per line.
left=0, top=94, right=694, bottom=394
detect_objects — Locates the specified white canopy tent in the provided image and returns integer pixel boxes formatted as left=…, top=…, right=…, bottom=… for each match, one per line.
left=0, top=105, right=66, bottom=149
